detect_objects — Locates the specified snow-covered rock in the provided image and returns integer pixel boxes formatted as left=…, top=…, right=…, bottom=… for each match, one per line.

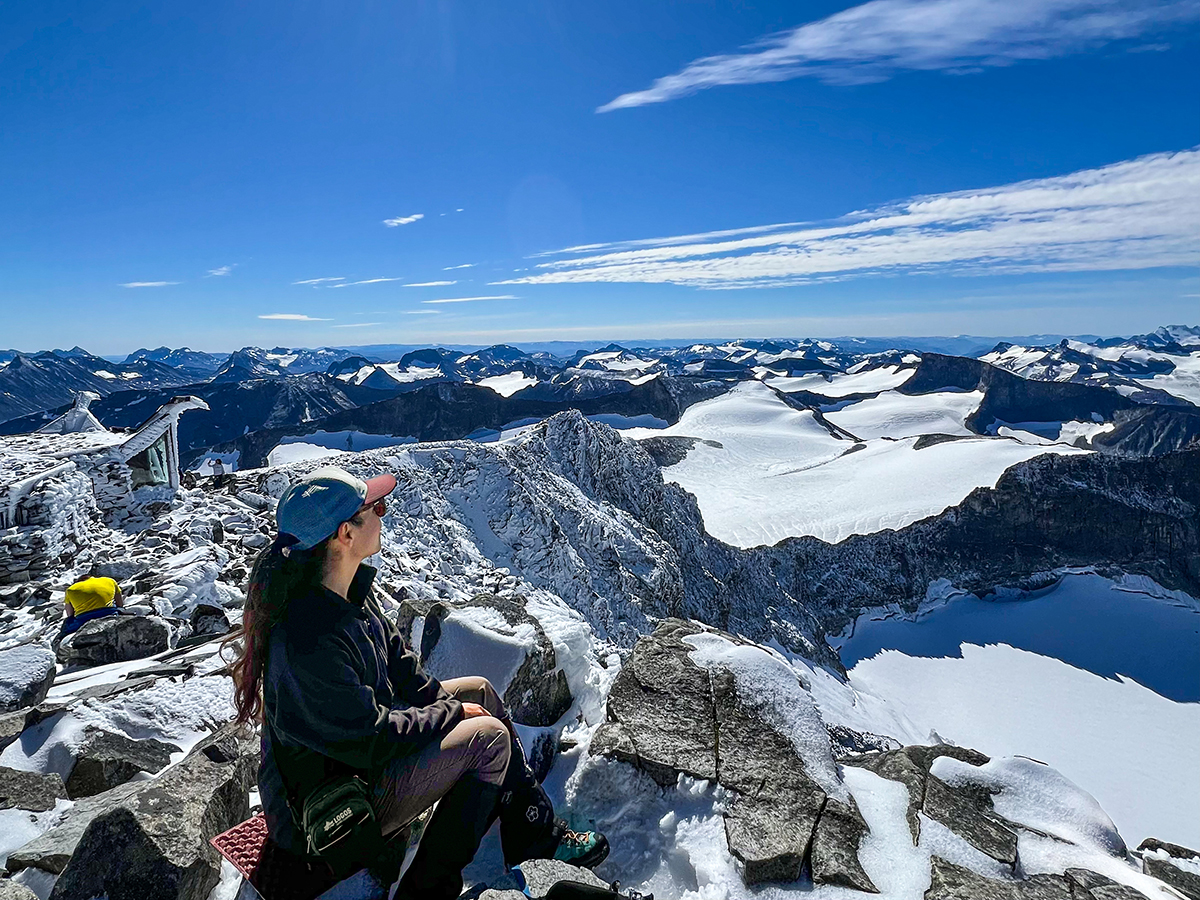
left=55, top=615, right=172, bottom=667
left=0, top=645, right=55, bottom=712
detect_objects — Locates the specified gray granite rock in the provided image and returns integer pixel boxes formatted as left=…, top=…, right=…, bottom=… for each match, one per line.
left=473, top=858, right=611, bottom=899
left=0, top=645, right=56, bottom=713
left=713, top=668, right=826, bottom=886
left=922, top=774, right=1017, bottom=865
left=591, top=620, right=718, bottom=786
left=926, top=857, right=1072, bottom=900
left=64, top=729, right=181, bottom=799
left=811, top=796, right=878, bottom=893
left=188, top=604, right=230, bottom=637
left=1064, top=868, right=1151, bottom=900
left=0, top=880, right=40, bottom=900
left=848, top=744, right=990, bottom=844
left=0, top=708, right=29, bottom=753
left=1137, top=841, right=1200, bottom=900
left=0, top=765, right=67, bottom=812
left=6, top=727, right=254, bottom=898
left=55, top=614, right=171, bottom=667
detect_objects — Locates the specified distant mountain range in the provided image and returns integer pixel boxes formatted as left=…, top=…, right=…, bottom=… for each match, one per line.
left=2, top=327, right=1196, bottom=469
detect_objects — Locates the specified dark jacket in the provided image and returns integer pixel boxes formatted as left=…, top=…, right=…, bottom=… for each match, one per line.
left=258, top=564, right=464, bottom=853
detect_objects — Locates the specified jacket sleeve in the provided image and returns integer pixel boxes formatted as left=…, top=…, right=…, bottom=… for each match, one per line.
left=376, top=594, right=453, bottom=707
left=271, top=630, right=463, bottom=771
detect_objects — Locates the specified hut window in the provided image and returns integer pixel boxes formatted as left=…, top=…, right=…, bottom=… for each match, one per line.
left=128, top=433, right=170, bottom=487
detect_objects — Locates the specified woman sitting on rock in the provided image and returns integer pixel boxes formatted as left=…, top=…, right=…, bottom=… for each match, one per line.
left=226, top=465, right=607, bottom=899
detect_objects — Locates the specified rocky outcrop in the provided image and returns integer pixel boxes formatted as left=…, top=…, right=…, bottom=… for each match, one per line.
left=0, top=881, right=40, bottom=900
left=187, top=603, right=230, bottom=637
left=0, top=764, right=67, bottom=812
left=55, top=614, right=172, bottom=667
left=848, top=744, right=991, bottom=845
left=1138, top=839, right=1200, bottom=900
left=926, top=857, right=1072, bottom=900
left=64, top=728, right=180, bottom=799
left=811, top=797, right=878, bottom=892
left=591, top=620, right=859, bottom=888
left=0, top=645, right=55, bottom=712
left=8, top=727, right=255, bottom=900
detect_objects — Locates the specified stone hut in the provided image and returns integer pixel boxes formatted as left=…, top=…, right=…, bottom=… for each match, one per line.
left=0, top=394, right=208, bottom=584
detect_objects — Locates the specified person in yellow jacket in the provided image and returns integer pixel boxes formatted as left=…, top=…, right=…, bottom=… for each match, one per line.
left=59, top=576, right=125, bottom=638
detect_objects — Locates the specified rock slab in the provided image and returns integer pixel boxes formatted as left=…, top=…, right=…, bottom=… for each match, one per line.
left=55, top=614, right=171, bottom=667
left=0, top=765, right=67, bottom=812
left=64, top=729, right=181, bottom=799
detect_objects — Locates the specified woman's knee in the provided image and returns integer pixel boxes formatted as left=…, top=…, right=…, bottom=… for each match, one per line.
left=449, top=675, right=505, bottom=716
left=466, top=715, right=511, bottom=784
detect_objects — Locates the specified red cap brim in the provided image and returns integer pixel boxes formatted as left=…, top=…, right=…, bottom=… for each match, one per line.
left=364, top=473, right=397, bottom=503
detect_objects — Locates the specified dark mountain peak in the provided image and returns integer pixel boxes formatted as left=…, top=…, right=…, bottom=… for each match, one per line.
left=398, top=348, right=446, bottom=368
left=327, top=356, right=371, bottom=377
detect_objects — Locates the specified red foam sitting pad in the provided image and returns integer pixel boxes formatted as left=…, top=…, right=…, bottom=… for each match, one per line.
left=210, top=813, right=270, bottom=880
left=210, top=814, right=339, bottom=900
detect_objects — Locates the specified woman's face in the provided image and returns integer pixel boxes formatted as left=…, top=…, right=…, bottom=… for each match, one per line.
left=349, top=504, right=383, bottom=559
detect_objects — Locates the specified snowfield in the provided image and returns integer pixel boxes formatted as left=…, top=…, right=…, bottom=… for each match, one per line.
left=626, top=381, right=1085, bottom=547
left=841, top=572, right=1200, bottom=849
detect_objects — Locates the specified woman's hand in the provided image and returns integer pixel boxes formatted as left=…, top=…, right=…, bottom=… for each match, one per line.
left=461, top=702, right=491, bottom=719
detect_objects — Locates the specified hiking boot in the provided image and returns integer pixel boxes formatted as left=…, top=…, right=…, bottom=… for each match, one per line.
left=552, top=825, right=610, bottom=869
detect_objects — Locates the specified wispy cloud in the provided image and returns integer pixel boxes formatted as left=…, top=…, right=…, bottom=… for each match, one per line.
left=499, top=148, right=1200, bottom=289
left=258, top=313, right=333, bottom=321
left=328, top=277, right=405, bottom=288
left=293, top=276, right=346, bottom=285
left=405, top=280, right=457, bottom=287
left=120, top=281, right=179, bottom=288
left=443, top=263, right=475, bottom=270
left=599, top=0, right=1200, bottom=110
left=404, top=309, right=442, bottom=315
left=333, top=322, right=383, bottom=328
left=206, top=265, right=235, bottom=277
left=422, top=295, right=518, bottom=304
left=383, top=214, right=424, bottom=227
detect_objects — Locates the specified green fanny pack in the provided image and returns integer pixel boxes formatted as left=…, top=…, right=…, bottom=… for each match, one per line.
left=299, top=774, right=384, bottom=873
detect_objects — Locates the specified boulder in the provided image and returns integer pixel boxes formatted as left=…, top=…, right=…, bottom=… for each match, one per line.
left=847, top=744, right=990, bottom=844
left=591, top=620, right=718, bottom=786
left=1064, top=869, right=1152, bottom=900
left=922, top=774, right=1017, bottom=865
left=64, top=728, right=181, bottom=799
left=926, top=857, right=1072, bottom=900
left=188, top=604, right=230, bottom=637
left=0, top=584, right=31, bottom=609
left=0, top=708, right=29, bottom=753
left=811, top=797, right=878, bottom=893
left=0, top=765, right=67, bottom=812
left=419, top=594, right=571, bottom=727
left=0, top=645, right=56, bottom=713
left=55, top=614, right=171, bottom=667
left=7, top=727, right=255, bottom=900
left=1138, top=839, right=1200, bottom=900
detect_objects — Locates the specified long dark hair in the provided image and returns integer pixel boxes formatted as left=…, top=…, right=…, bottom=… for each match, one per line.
left=226, top=534, right=331, bottom=725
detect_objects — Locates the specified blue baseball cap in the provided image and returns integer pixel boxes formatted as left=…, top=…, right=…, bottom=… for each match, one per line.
left=275, top=466, right=397, bottom=550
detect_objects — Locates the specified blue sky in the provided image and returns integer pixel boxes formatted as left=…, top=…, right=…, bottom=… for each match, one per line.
left=1, top=0, right=1197, bottom=354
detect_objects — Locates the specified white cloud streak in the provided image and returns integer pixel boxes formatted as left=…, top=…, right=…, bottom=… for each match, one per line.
left=206, top=265, right=235, bottom=277
left=333, top=322, right=383, bottom=328
left=421, top=295, right=518, bottom=304
left=404, top=310, right=442, bottom=315
left=404, top=280, right=457, bottom=287
left=328, top=277, right=405, bottom=288
left=443, top=263, right=475, bottom=270
left=599, top=0, right=1200, bottom=110
left=258, top=313, right=333, bottom=321
left=293, top=277, right=346, bottom=285
left=119, top=281, right=179, bottom=288
left=383, top=214, right=424, bottom=227
left=499, top=148, right=1200, bottom=289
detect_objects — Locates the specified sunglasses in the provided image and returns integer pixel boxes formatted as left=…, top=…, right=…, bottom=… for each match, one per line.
left=356, top=499, right=387, bottom=518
